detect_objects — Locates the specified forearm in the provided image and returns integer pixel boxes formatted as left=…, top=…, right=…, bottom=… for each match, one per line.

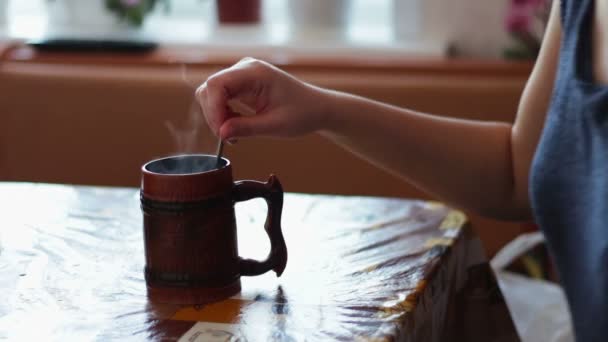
left=318, top=89, right=531, bottom=220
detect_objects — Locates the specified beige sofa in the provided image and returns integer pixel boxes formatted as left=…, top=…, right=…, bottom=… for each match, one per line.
left=0, top=44, right=532, bottom=255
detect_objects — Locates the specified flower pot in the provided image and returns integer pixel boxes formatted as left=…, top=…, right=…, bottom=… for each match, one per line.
left=216, top=0, right=261, bottom=24
left=47, top=0, right=127, bottom=30
left=393, top=0, right=421, bottom=39
left=0, top=0, right=7, bottom=26
left=394, top=0, right=512, bottom=57
left=393, top=0, right=450, bottom=41
left=288, top=0, right=351, bottom=34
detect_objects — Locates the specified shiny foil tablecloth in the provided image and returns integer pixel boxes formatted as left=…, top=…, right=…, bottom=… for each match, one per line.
left=0, top=183, right=518, bottom=341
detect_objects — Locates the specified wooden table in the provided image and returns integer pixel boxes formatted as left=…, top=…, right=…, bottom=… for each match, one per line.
left=0, top=183, right=518, bottom=341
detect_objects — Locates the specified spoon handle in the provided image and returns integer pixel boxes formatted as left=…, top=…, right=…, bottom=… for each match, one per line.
left=215, top=139, right=225, bottom=167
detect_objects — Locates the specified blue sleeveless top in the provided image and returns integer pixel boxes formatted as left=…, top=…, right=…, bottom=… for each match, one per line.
left=530, top=0, right=608, bottom=340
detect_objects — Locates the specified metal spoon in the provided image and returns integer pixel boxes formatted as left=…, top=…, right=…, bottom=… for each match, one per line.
left=214, top=98, right=256, bottom=168
left=215, top=139, right=224, bottom=168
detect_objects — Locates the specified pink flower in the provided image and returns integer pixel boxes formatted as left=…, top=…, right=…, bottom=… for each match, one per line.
left=505, top=0, right=550, bottom=34
left=506, top=8, right=532, bottom=33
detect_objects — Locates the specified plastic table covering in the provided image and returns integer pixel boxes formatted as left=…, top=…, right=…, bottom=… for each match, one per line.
left=0, top=183, right=518, bottom=341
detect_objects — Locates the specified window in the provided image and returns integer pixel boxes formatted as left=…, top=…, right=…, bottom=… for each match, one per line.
left=2, top=1, right=444, bottom=57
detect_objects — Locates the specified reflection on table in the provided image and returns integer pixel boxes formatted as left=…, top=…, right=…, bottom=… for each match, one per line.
left=0, top=182, right=518, bottom=341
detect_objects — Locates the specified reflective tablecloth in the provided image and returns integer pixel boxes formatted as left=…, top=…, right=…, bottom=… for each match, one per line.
left=0, top=183, right=518, bottom=341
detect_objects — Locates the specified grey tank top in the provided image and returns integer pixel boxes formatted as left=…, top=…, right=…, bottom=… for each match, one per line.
left=530, top=0, right=608, bottom=340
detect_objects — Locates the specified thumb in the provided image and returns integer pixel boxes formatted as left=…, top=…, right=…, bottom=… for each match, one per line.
left=219, top=114, right=282, bottom=140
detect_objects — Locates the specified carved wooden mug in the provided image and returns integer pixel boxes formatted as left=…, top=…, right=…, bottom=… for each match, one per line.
left=141, top=154, right=287, bottom=304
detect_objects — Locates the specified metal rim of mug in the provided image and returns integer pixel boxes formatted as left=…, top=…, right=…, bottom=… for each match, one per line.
left=142, top=154, right=230, bottom=176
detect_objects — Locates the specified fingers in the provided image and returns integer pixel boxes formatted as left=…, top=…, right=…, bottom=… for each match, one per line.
left=195, top=78, right=227, bottom=137
left=195, top=85, right=214, bottom=134
left=219, top=114, right=282, bottom=140
left=195, top=58, right=269, bottom=138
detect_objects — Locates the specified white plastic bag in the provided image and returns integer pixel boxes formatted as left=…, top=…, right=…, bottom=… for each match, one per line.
left=490, top=232, right=574, bottom=342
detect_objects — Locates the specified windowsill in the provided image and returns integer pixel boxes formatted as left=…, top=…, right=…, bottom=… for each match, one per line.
left=0, top=0, right=448, bottom=59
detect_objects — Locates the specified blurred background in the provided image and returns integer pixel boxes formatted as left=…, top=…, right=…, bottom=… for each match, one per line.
left=0, top=0, right=548, bottom=255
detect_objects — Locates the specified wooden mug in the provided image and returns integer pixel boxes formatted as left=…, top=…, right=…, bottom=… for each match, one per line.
left=141, top=154, right=287, bottom=304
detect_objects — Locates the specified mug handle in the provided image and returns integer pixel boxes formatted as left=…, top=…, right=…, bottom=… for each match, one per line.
left=232, top=174, right=287, bottom=277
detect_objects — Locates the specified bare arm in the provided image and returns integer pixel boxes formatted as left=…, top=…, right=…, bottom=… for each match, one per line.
left=316, top=2, right=562, bottom=220
left=197, top=2, right=562, bottom=221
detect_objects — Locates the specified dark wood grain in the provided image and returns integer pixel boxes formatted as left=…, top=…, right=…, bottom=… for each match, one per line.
left=141, top=155, right=287, bottom=305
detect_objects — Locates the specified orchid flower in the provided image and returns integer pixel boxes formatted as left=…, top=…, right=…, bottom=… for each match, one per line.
left=504, top=0, right=552, bottom=59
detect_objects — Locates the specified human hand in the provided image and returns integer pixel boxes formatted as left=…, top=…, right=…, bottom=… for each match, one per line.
left=196, top=58, right=329, bottom=141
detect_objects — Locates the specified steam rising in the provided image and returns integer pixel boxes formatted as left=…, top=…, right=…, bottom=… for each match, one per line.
left=165, top=100, right=206, bottom=153
left=165, top=64, right=215, bottom=154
